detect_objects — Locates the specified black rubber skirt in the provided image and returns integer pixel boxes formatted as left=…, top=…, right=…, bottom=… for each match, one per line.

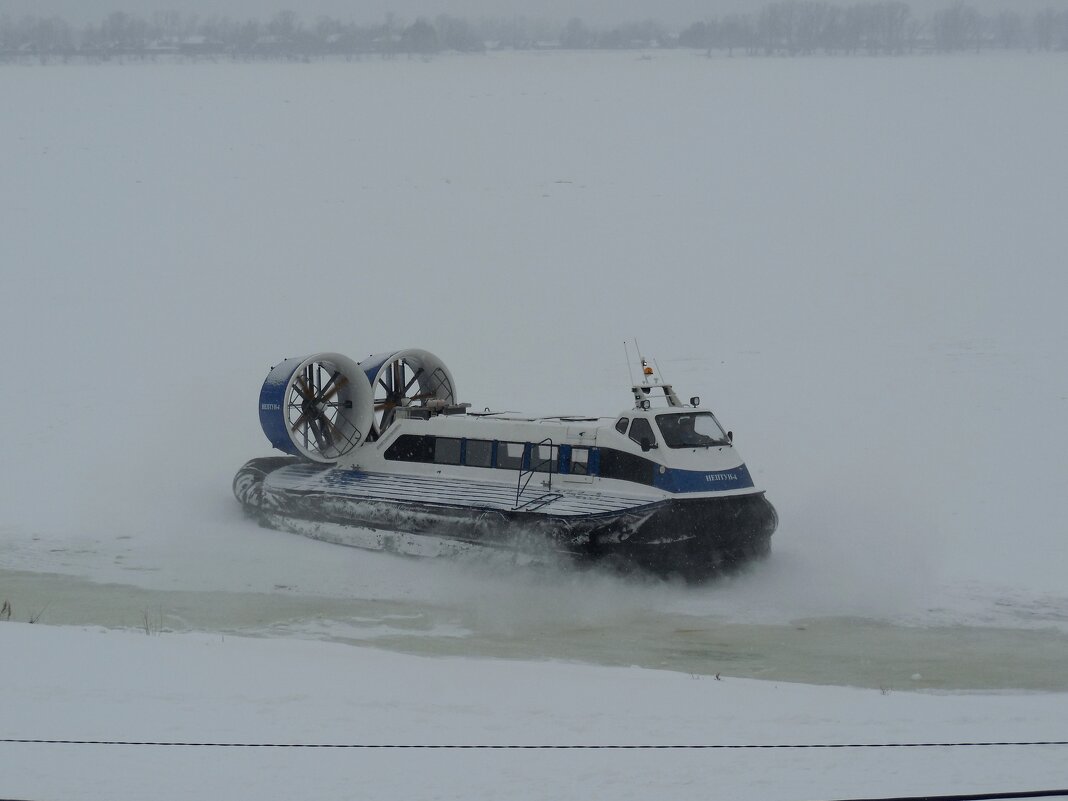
left=234, top=457, right=777, bottom=582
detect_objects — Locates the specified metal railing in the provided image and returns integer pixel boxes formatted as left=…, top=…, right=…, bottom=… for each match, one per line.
left=515, top=437, right=555, bottom=509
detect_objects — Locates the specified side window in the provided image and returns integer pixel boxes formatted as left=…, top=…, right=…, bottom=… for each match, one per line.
left=629, top=418, right=656, bottom=448
left=530, top=444, right=558, bottom=473
left=464, top=439, right=493, bottom=468
left=570, top=447, right=589, bottom=476
left=496, top=441, right=525, bottom=470
left=433, top=437, right=462, bottom=465
left=615, top=417, right=629, bottom=434
left=384, top=435, right=434, bottom=463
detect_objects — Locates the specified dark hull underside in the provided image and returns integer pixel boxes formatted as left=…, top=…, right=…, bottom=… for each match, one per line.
left=234, top=457, right=777, bottom=582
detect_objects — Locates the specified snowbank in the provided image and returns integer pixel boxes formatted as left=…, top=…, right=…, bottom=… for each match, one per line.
left=3, top=622, right=1067, bottom=800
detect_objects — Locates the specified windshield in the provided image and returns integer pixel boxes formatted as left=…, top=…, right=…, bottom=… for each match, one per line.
left=655, top=412, right=729, bottom=448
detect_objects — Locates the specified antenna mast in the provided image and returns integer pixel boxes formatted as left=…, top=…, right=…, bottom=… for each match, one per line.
left=634, top=338, right=655, bottom=384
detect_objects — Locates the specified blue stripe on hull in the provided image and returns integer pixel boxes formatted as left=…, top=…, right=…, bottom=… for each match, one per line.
left=654, top=463, right=754, bottom=493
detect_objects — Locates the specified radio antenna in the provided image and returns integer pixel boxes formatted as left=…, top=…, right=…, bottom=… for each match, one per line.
left=623, top=341, right=636, bottom=385
left=634, top=338, right=651, bottom=384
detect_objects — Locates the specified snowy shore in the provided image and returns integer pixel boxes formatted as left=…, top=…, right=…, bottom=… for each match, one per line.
left=3, top=622, right=1067, bottom=801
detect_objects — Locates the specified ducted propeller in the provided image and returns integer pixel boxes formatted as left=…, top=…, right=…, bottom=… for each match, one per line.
left=359, top=349, right=455, bottom=438
left=259, top=353, right=373, bottom=463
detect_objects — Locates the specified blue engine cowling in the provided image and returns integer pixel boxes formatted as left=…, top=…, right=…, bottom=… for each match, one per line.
left=259, top=352, right=373, bottom=463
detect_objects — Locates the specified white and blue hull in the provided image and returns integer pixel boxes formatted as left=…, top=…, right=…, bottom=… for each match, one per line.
left=234, top=458, right=777, bottom=580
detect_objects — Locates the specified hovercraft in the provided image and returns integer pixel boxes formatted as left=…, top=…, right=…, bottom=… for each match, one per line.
left=233, top=348, right=777, bottom=581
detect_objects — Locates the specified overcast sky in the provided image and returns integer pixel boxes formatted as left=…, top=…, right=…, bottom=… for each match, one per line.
left=6, top=0, right=1066, bottom=27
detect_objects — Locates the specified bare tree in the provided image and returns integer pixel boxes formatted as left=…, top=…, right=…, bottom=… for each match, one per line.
left=560, top=17, right=595, bottom=48
left=933, top=2, right=982, bottom=51
left=795, top=2, right=829, bottom=55
left=840, top=4, right=865, bottom=54
left=993, top=10, right=1022, bottom=48
left=268, top=10, right=300, bottom=38
left=871, top=1, right=910, bottom=54
left=435, top=15, right=483, bottom=51
left=401, top=19, right=438, bottom=54
left=721, top=14, right=753, bottom=55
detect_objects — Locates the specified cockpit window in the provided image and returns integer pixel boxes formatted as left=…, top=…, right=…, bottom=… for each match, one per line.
left=629, top=418, right=656, bottom=449
left=615, top=417, right=629, bottom=434
left=655, top=412, right=729, bottom=448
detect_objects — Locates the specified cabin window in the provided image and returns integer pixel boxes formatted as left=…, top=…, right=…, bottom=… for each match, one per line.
left=569, top=447, right=589, bottom=476
left=529, top=444, right=558, bottom=473
left=496, top=441, right=525, bottom=471
left=655, top=412, right=730, bottom=448
left=628, top=418, right=657, bottom=449
left=464, top=439, right=493, bottom=468
left=615, top=417, right=629, bottom=434
left=384, top=434, right=434, bottom=463
left=433, top=437, right=462, bottom=465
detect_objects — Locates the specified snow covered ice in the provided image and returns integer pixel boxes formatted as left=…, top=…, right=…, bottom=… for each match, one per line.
left=2, top=49, right=1068, bottom=799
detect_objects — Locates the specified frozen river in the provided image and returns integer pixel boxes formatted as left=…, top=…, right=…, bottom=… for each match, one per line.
left=5, top=559, right=1068, bottom=692
left=2, top=51, right=1067, bottom=703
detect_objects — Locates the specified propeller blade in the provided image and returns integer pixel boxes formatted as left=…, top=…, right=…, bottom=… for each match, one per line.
left=308, top=417, right=326, bottom=451
left=316, top=410, right=342, bottom=443
left=290, top=370, right=347, bottom=433
left=293, top=374, right=316, bottom=403
left=291, top=403, right=321, bottom=433
left=402, top=367, right=424, bottom=394
left=316, top=374, right=348, bottom=405
left=316, top=370, right=341, bottom=401
left=290, top=380, right=320, bottom=432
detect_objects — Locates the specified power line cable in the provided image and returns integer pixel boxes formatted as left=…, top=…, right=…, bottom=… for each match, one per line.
left=2, top=786, right=1067, bottom=801
left=2, top=739, right=1067, bottom=749
left=823, top=792, right=1068, bottom=801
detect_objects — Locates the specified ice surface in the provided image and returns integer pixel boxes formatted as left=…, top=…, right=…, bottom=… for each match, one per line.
left=3, top=50, right=1066, bottom=595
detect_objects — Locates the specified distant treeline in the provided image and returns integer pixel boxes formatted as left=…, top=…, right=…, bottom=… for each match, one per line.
left=2, top=2, right=1067, bottom=63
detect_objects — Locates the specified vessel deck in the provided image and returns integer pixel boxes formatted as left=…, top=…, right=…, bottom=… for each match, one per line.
left=264, top=463, right=661, bottom=518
